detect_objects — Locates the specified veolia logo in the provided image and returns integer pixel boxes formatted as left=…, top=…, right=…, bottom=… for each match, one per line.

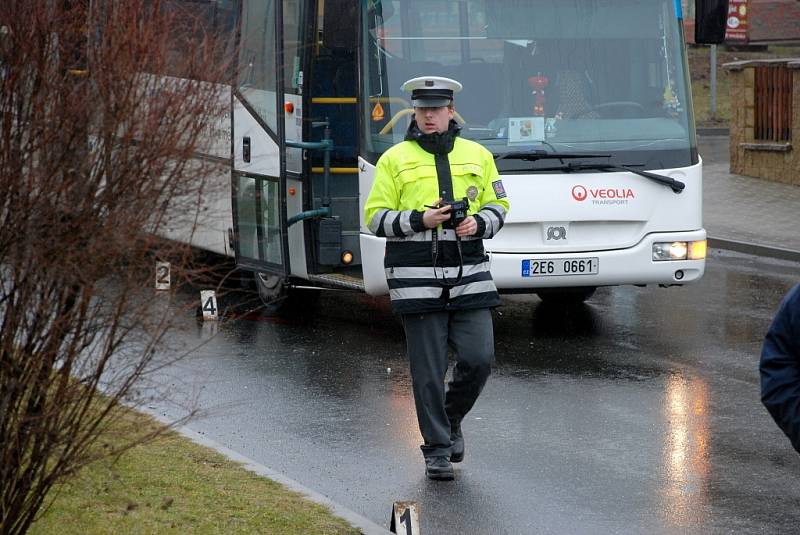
left=572, top=185, right=636, bottom=202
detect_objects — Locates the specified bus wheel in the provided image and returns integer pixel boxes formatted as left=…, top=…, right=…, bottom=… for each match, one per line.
left=535, top=287, right=596, bottom=305
left=254, top=272, right=320, bottom=318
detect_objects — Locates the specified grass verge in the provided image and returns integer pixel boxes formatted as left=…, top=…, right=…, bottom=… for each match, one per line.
left=688, top=44, right=800, bottom=127
left=28, top=409, right=361, bottom=535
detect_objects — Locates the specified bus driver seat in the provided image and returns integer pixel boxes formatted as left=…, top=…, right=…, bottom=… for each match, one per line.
left=555, top=69, right=599, bottom=120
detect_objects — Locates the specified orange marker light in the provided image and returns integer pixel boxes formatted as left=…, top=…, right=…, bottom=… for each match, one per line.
left=341, top=251, right=354, bottom=264
left=688, top=239, right=707, bottom=260
left=284, top=102, right=294, bottom=113
left=288, top=187, right=296, bottom=196
left=371, top=102, right=385, bottom=121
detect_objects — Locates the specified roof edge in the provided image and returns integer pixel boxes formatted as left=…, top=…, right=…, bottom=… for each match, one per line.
left=723, top=57, right=800, bottom=70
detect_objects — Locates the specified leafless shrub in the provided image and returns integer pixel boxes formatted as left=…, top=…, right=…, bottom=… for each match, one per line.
left=0, top=1, right=236, bottom=532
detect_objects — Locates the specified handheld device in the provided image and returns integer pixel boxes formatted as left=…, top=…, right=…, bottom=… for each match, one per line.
left=426, top=197, right=470, bottom=229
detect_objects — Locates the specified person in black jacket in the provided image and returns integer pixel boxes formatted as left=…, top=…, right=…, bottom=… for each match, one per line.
left=760, top=283, right=800, bottom=453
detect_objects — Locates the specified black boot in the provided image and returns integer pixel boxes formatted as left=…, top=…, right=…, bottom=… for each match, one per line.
left=425, top=456, right=454, bottom=480
left=449, top=422, right=464, bottom=463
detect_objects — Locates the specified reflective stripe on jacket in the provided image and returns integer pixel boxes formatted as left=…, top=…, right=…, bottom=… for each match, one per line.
left=363, top=136, right=510, bottom=314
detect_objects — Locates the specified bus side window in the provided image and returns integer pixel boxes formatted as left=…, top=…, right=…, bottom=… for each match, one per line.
left=237, top=1, right=278, bottom=132
left=156, top=0, right=236, bottom=82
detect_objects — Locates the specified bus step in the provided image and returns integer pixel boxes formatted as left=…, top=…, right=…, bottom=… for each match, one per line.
left=306, top=273, right=365, bottom=291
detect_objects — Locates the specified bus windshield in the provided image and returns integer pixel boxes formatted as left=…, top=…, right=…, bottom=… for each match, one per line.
left=360, top=0, right=697, bottom=171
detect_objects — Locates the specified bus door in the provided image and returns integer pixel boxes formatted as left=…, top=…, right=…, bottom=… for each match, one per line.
left=304, top=0, right=362, bottom=275
left=232, top=0, right=309, bottom=283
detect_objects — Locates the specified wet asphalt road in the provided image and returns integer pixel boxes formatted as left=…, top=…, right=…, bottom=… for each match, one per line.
left=150, top=250, right=800, bottom=534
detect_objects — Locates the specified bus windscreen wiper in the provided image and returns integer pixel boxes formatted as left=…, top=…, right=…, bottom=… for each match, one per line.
left=494, top=150, right=611, bottom=161
left=530, top=162, right=685, bottom=193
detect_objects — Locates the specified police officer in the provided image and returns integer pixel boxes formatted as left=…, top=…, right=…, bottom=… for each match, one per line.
left=760, top=283, right=800, bottom=453
left=364, top=76, right=510, bottom=480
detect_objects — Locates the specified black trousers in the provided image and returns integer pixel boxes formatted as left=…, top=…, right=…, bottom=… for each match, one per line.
left=402, top=308, right=494, bottom=458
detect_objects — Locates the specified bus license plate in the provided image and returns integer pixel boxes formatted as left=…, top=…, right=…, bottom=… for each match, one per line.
left=521, top=257, right=599, bottom=277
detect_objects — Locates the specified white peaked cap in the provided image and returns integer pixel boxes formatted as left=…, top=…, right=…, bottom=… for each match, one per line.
left=401, top=76, right=463, bottom=107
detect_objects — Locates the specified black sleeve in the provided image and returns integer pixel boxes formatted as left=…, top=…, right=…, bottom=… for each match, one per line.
left=410, top=210, right=426, bottom=233
left=760, top=283, right=800, bottom=452
left=474, top=214, right=486, bottom=236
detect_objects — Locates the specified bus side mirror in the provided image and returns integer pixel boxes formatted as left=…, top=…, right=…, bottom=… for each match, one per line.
left=323, top=0, right=358, bottom=50
left=695, top=0, right=730, bottom=44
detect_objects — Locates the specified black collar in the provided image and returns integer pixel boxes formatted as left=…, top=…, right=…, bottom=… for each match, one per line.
left=404, top=119, right=462, bottom=155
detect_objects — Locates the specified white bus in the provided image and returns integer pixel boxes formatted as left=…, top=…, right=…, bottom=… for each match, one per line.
left=160, top=0, right=728, bottom=311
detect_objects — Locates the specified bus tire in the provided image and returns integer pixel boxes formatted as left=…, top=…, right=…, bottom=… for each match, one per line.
left=535, top=286, right=596, bottom=305
left=254, top=272, right=320, bottom=318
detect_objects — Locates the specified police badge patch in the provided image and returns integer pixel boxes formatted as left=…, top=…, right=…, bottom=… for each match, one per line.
left=492, top=180, right=507, bottom=199
left=466, top=185, right=479, bottom=201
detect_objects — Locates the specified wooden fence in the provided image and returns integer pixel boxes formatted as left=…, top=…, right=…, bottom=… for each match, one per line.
left=754, top=65, right=793, bottom=142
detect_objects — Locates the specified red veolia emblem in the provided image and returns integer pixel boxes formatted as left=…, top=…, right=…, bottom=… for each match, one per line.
left=572, top=185, right=588, bottom=201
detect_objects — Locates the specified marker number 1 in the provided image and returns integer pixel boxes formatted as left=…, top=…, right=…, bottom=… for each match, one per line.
left=399, top=508, right=412, bottom=535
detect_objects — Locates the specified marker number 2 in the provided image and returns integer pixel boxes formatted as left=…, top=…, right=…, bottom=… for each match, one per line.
left=156, top=266, right=169, bottom=284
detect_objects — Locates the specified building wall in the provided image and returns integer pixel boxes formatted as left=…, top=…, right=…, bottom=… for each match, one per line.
left=684, top=0, right=800, bottom=44
left=727, top=60, right=800, bottom=184
left=749, top=1, right=800, bottom=43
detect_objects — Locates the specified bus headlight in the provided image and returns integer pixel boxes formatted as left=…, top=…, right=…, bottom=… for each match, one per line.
left=652, top=240, right=706, bottom=261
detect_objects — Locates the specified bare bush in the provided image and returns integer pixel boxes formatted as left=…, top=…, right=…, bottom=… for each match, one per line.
left=0, top=1, right=234, bottom=532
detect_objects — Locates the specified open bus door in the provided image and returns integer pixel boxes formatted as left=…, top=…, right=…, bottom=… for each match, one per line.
left=233, top=0, right=365, bottom=312
left=232, top=0, right=313, bottom=308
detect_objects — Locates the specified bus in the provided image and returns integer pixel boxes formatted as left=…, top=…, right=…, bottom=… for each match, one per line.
left=159, top=0, right=729, bottom=311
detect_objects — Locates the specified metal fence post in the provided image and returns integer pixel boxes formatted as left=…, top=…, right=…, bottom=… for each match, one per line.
left=710, top=44, right=717, bottom=116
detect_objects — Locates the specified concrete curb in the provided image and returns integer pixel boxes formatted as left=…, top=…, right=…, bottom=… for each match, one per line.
left=142, top=409, right=392, bottom=535
left=708, top=237, right=800, bottom=263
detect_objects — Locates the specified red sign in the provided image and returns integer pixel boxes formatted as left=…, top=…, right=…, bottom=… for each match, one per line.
left=725, top=0, right=748, bottom=42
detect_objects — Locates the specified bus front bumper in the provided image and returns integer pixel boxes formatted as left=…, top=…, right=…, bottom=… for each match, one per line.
left=488, top=230, right=707, bottom=290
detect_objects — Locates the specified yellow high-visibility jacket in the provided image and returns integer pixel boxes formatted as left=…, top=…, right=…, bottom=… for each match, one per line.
left=364, top=134, right=510, bottom=314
